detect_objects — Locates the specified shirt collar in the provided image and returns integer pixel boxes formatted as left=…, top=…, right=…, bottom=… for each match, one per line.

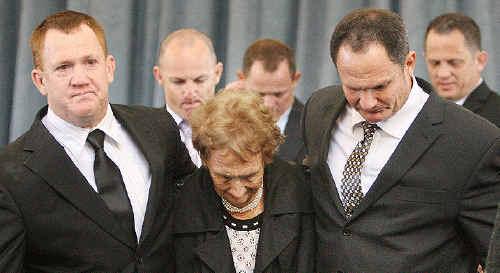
left=453, top=77, right=483, bottom=106
left=166, top=105, right=183, bottom=126
left=42, top=105, right=121, bottom=156
left=346, top=76, right=429, bottom=139
left=277, top=105, right=292, bottom=134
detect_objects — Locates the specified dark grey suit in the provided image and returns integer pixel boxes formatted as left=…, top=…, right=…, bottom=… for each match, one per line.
left=0, top=105, right=195, bottom=272
left=463, top=81, right=500, bottom=127
left=302, top=79, right=500, bottom=272
left=277, top=98, right=305, bottom=164
left=487, top=203, right=500, bottom=272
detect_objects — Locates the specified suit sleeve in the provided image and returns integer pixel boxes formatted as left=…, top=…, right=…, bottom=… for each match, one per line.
left=459, top=137, right=500, bottom=265
left=0, top=179, right=25, bottom=272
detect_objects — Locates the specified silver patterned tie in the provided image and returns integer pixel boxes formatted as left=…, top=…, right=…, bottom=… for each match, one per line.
left=341, top=121, right=378, bottom=218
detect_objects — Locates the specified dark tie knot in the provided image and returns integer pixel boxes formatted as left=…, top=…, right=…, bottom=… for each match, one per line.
left=87, top=129, right=105, bottom=150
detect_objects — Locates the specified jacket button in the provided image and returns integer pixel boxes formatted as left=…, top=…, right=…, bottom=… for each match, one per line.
left=343, top=228, right=352, bottom=236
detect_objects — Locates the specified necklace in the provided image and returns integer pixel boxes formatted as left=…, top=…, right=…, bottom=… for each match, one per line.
left=221, top=185, right=263, bottom=214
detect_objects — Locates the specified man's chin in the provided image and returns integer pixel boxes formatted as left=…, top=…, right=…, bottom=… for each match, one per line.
left=437, top=89, right=459, bottom=100
left=360, top=111, right=388, bottom=123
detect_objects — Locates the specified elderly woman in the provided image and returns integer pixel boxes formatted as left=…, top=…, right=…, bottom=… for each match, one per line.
left=172, top=89, right=315, bottom=272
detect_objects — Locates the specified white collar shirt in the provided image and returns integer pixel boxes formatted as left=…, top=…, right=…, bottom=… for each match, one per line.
left=42, top=105, right=151, bottom=241
left=327, top=76, right=429, bottom=198
left=453, top=78, right=483, bottom=106
left=166, top=105, right=202, bottom=167
left=277, top=105, right=292, bottom=135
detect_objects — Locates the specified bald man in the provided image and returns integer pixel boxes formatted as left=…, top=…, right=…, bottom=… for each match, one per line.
left=153, top=29, right=223, bottom=167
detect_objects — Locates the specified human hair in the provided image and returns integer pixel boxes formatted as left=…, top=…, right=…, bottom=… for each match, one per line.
left=242, top=39, right=296, bottom=77
left=157, top=28, right=217, bottom=65
left=330, top=8, right=409, bottom=66
left=191, top=89, right=284, bottom=165
left=30, top=10, right=108, bottom=69
left=424, top=12, right=481, bottom=51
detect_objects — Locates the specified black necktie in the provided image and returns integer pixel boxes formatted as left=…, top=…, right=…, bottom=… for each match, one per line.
left=87, top=129, right=135, bottom=239
left=341, top=121, right=378, bottom=218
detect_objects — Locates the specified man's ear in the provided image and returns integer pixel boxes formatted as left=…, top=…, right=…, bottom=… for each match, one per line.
left=153, top=65, right=163, bottom=84
left=291, top=71, right=302, bottom=87
left=237, top=70, right=246, bottom=80
left=105, top=55, right=116, bottom=83
left=476, top=50, right=488, bottom=73
left=214, top=62, right=223, bottom=85
left=31, top=68, right=47, bottom=96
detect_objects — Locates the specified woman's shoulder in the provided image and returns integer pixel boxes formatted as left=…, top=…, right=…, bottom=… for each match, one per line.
left=265, top=158, right=313, bottom=214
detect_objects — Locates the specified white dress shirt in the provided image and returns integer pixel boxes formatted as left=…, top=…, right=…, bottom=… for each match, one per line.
left=166, top=106, right=202, bottom=167
left=327, top=76, right=429, bottom=199
left=42, top=105, right=151, bottom=240
left=277, top=106, right=292, bottom=135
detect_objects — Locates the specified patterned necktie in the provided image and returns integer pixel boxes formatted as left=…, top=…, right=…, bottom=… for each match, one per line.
left=341, top=121, right=378, bottom=218
left=87, top=129, right=136, bottom=239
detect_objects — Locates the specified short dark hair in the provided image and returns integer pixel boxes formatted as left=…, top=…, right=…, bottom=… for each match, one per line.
left=242, top=39, right=296, bottom=77
left=330, top=8, right=409, bottom=66
left=424, top=12, right=481, bottom=51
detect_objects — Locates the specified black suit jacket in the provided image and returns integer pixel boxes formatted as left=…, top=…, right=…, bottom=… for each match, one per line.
left=0, top=105, right=195, bottom=272
left=277, top=98, right=306, bottom=163
left=463, top=81, right=500, bottom=127
left=302, top=79, right=500, bottom=272
left=172, top=158, right=315, bottom=272
left=487, top=203, right=500, bottom=272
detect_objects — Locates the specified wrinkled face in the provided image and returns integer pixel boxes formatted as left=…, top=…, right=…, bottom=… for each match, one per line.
left=336, top=43, right=415, bottom=123
left=154, top=39, right=222, bottom=120
left=31, top=24, right=115, bottom=128
left=206, top=149, right=264, bottom=209
left=243, top=60, right=299, bottom=119
left=425, top=29, right=486, bottom=101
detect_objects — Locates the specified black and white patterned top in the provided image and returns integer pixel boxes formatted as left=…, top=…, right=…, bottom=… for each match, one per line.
left=223, top=211, right=262, bottom=273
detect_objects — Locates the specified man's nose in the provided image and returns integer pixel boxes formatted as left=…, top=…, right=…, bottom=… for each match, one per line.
left=358, top=91, right=378, bottom=109
left=262, top=95, right=275, bottom=109
left=436, top=64, right=452, bottom=78
left=182, top=81, right=198, bottom=97
left=70, top=65, right=90, bottom=86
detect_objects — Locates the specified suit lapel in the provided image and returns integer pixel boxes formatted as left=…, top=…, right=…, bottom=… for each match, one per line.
left=350, top=93, right=444, bottom=219
left=316, top=92, right=348, bottom=216
left=23, top=110, right=137, bottom=248
left=463, top=82, right=490, bottom=113
left=111, top=105, right=165, bottom=245
left=254, top=163, right=312, bottom=271
left=279, top=99, right=304, bottom=160
left=195, top=230, right=236, bottom=273
left=319, top=93, right=346, bottom=163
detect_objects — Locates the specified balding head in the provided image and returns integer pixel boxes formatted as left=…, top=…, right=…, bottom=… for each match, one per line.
left=157, top=28, right=217, bottom=66
left=153, top=28, right=223, bottom=121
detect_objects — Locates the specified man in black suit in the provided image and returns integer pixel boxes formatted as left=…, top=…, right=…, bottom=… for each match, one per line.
left=153, top=29, right=223, bottom=168
left=425, top=12, right=500, bottom=127
left=226, top=39, right=305, bottom=163
left=302, top=8, right=500, bottom=272
left=0, top=10, right=194, bottom=272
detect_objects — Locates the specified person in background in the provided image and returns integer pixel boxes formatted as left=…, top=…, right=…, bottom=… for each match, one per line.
left=226, top=39, right=305, bottom=163
left=302, top=8, right=500, bottom=272
left=153, top=28, right=223, bottom=167
left=0, top=10, right=194, bottom=272
left=424, top=12, right=500, bottom=127
left=173, top=89, right=315, bottom=272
